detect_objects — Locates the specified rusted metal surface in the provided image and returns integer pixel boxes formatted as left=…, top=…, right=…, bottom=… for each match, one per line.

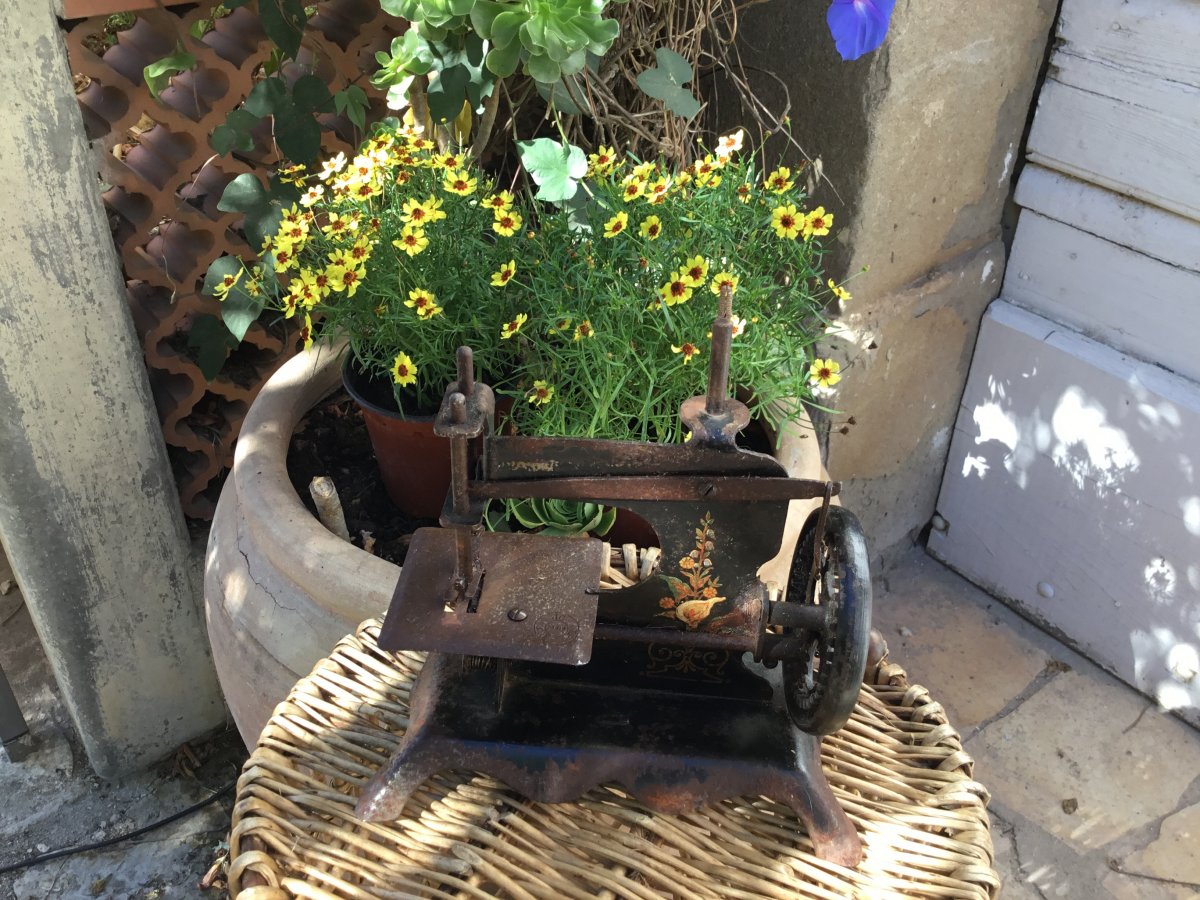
left=472, top=474, right=840, bottom=503
left=365, top=297, right=872, bottom=866
left=378, top=529, right=604, bottom=664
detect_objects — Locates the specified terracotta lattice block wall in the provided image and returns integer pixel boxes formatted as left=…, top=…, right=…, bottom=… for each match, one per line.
left=63, top=1, right=403, bottom=517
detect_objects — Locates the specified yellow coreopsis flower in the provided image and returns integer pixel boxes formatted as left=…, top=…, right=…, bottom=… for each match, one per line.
left=322, top=213, right=357, bottom=241
left=632, top=161, right=657, bottom=181
left=272, top=245, right=298, bottom=273
left=404, top=288, right=441, bottom=319
left=391, top=352, right=418, bottom=387
left=771, top=204, right=803, bottom=240
left=402, top=196, right=446, bottom=226
left=681, top=256, right=709, bottom=287
left=547, top=316, right=572, bottom=335
left=432, top=151, right=465, bottom=170
left=828, top=279, right=852, bottom=302
left=573, top=320, right=594, bottom=341
left=327, top=263, right=364, bottom=296
left=621, top=177, right=646, bottom=203
left=672, top=342, right=700, bottom=364
left=710, top=271, right=739, bottom=295
left=493, top=210, right=523, bottom=237
left=765, top=166, right=794, bottom=193
left=299, top=184, right=324, bottom=207
left=395, top=169, right=412, bottom=186
left=526, top=380, right=555, bottom=406
left=646, top=178, right=670, bottom=204
left=442, top=169, right=478, bottom=196
left=213, top=269, right=241, bottom=300
left=736, top=183, right=752, bottom=203
left=277, top=163, right=306, bottom=185
left=660, top=272, right=694, bottom=307
left=804, top=207, right=833, bottom=238
left=393, top=226, right=428, bottom=257
left=491, top=260, right=517, bottom=287
left=809, top=358, right=842, bottom=388
left=299, top=313, right=314, bottom=351
left=482, top=191, right=514, bottom=213
left=640, top=215, right=663, bottom=240
left=602, top=211, right=629, bottom=238
left=500, top=313, right=528, bottom=339
left=587, top=145, right=616, bottom=175
left=305, top=269, right=332, bottom=299
left=351, top=180, right=383, bottom=201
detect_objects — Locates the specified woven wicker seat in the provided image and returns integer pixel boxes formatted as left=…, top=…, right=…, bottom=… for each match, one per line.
left=229, top=619, right=1000, bottom=899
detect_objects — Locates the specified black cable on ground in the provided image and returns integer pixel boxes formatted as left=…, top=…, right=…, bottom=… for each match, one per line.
left=0, top=779, right=237, bottom=877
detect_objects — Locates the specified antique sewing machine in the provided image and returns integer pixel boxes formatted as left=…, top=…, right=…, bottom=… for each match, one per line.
left=356, top=294, right=875, bottom=867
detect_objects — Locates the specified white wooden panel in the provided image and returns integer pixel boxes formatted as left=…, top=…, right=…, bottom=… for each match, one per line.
left=930, top=300, right=1200, bottom=726
left=1027, top=72, right=1200, bottom=223
left=1015, top=166, right=1200, bottom=272
left=1004, top=211, right=1200, bottom=382
left=1058, top=0, right=1200, bottom=87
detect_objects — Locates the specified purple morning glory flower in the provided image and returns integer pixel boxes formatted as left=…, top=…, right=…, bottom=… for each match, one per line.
left=827, top=0, right=896, bottom=61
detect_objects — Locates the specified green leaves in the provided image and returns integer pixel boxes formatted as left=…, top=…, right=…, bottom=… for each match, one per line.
left=219, top=73, right=332, bottom=164
left=143, top=47, right=196, bottom=100
left=517, top=138, right=587, bottom=202
left=636, top=47, right=701, bottom=118
left=217, top=173, right=283, bottom=251
left=257, top=0, right=308, bottom=59
left=187, top=314, right=239, bottom=379
left=202, top=256, right=264, bottom=343
left=502, top=498, right=616, bottom=537
left=334, top=85, right=370, bottom=131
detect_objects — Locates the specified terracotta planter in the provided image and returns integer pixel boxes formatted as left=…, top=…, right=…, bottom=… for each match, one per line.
left=341, top=358, right=451, bottom=519
left=205, top=341, right=831, bottom=747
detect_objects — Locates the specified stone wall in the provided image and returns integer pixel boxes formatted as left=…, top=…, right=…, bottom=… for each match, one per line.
left=735, top=0, right=1057, bottom=562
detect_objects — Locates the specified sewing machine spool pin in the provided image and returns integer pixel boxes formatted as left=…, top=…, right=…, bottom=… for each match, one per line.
left=360, top=292, right=874, bottom=867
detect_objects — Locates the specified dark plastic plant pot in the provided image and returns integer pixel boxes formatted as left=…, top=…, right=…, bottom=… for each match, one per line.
left=342, top=358, right=451, bottom=519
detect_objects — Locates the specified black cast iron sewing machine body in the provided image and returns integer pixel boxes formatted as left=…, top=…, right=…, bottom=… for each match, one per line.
left=356, top=298, right=875, bottom=866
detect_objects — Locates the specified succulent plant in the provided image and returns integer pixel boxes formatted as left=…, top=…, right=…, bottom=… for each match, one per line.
left=485, top=497, right=617, bottom=537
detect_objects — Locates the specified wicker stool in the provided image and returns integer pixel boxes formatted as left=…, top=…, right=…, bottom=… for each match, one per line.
left=229, top=620, right=1000, bottom=898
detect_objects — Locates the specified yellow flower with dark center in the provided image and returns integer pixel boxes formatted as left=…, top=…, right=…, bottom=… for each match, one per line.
left=681, top=255, right=709, bottom=287
left=771, top=204, right=803, bottom=240
left=660, top=272, right=693, bottom=306
left=395, top=169, right=412, bottom=186
left=526, top=380, right=554, bottom=406
left=640, top=215, right=663, bottom=240
left=500, top=313, right=528, bottom=339
left=327, top=263, right=364, bottom=296
left=547, top=317, right=572, bottom=335
left=277, top=163, right=306, bottom=185
left=809, top=358, right=842, bottom=388
left=307, top=269, right=332, bottom=298
left=573, top=320, right=594, bottom=341
left=482, top=190, right=514, bottom=213
left=407, top=136, right=433, bottom=153
left=443, top=169, right=477, bottom=196
left=404, top=288, right=441, bottom=319
left=672, top=342, right=700, bottom=364
left=491, top=260, right=517, bottom=287
left=709, top=271, right=739, bottom=295
left=588, top=145, right=616, bottom=175
left=632, top=161, right=656, bottom=181
left=322, top=213, right=357, bottom=240
left=828, top=279, right=852, bottom=302
left=299, top=313, right=314, bottom=351
left=765, top=166, right=793, bottom=193
left=736, top=183, right=752, bottom=203
left=804, top=207, right=833, bottom=238
left=646, top=179, right=670, bottom=204
left=347, top=238, right=372, bottom=266
left=392, top=352, right=418, bottom=387
left=272, top=245, right=297, bottom=272
left=402, top=196, right=446, bottom=225
left=434, top=151, right=465, bottom=170
left=392, top=226, right=428, bottom=257
left=603, top=211, right=628, bottom=238
left=213, top=269, right=241, bottom=300
left=621, top=178, right=645, bottom=202
left=493, top=210, right=523, bottom=237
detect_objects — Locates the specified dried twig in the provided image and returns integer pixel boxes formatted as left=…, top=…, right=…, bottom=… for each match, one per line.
left=309, top=476, right=351, bottom=542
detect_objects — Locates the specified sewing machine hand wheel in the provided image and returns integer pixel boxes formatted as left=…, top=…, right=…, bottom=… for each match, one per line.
left=779, top=506, right=872, bottom=735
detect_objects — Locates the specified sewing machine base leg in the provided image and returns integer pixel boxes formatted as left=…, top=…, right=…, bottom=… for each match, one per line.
left=356, top=649, right=861, bottom=867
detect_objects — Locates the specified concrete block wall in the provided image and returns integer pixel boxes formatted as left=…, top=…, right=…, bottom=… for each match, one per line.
left=735, top=0, right=1058, bottom=561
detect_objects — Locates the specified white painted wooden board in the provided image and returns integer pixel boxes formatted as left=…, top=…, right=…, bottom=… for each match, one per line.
left=1015, top=165, right=1200, bottom=272
left=1058, top=0, right=1200, bottom=87
left=1003, top=210, right=1200, bottom=383
left=930, top=300, right=1200, bottom=727
left=1026, top=72, right=1200, bottom=223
